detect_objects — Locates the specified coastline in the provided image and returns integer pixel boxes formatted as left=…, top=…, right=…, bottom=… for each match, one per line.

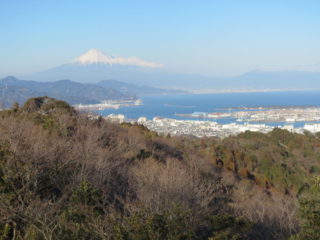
left=185, top=88, right=320, bottom=94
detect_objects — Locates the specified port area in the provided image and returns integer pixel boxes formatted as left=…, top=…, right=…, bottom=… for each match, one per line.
left=101, top=115, right=320, bottom=138
left=74, top=99, right=142, bottom=111
left=175, top=106, right=320, bottom=123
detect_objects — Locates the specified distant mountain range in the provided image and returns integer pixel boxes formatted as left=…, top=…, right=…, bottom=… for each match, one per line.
left=23, top=49, right=320, bottom=92
left=96, top=79, right=185, bottom=96
left=0, top=76, right=185, bottom=109
left=0, top=76, right=134, bottom=108
left=3, top=49, right=319, bottom=109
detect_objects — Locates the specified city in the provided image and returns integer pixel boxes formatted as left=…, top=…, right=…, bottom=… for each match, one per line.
left=176, top=106, right=320, bottom=123
left=104, top=113, right=320, bottom=138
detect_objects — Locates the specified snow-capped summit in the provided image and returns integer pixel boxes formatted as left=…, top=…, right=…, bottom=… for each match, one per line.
left=72, top=49, right=112, bottom=64
left=72, top=49, right=163, bottom=68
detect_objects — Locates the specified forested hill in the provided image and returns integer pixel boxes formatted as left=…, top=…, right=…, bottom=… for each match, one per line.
left=0, top=97, right=319, bottom=240
left=0, top=76, right=135, bottom=108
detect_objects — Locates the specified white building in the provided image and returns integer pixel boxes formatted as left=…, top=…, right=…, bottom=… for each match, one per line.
left=304, top=124, right=320, bottom=133
left=104, top=114, right=126, bottom=123
left=137, top=117, right=147, bottom=124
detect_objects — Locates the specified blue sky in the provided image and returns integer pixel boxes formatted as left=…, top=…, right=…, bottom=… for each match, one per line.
left=0, top=0, right=320, bottom=77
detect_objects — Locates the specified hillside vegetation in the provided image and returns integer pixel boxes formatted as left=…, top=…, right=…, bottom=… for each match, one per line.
left=0, top=97, right=319, bottom=240
left=0, top=76, right=135, bottom=108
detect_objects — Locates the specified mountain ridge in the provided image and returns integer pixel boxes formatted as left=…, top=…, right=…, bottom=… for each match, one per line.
left=0, top=76, right=135, bottom=108
left=20, top=49, right=320, bottom=91
left=23, top=66, right=320, bottom=91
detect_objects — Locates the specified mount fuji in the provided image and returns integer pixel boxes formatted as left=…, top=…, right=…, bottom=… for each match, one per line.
left=22, top=49, right=320, bottom=92
left=23, top=49, right=168, bottom=84
left=72, top=49, right=163, bottom=68
left=22, top=49, right=217, bottom=89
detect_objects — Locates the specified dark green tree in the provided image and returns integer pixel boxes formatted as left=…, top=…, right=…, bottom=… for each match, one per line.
left=290, top=177, right=320, bottom=240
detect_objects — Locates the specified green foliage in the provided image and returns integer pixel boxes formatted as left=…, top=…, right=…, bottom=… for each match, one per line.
left=11, top=102, right=19, bottom=112
left=216, top=128, right=320, bottom=193
left=0, top=223, right=12, bottom=240
left=309, top=165, right=320, bottom=174
left=71, top=181, right=102, bottom=206
left=43, top=115, right=55, bottom=130
left=290, top=177, right=320, bottom=240
left=207, top=215, right=252, bottom=240
left=114, top=206, right=194, bottom=240
left=257, top=157, right=305, bottom=191
left=22, top=96, right=75, bottom=115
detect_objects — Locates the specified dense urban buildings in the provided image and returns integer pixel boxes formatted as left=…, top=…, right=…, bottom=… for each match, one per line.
left=104, top=114, right=320, bottom=138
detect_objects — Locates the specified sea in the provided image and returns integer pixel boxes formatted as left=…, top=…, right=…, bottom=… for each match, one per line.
left=96, top=91, right=320, bottom=127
